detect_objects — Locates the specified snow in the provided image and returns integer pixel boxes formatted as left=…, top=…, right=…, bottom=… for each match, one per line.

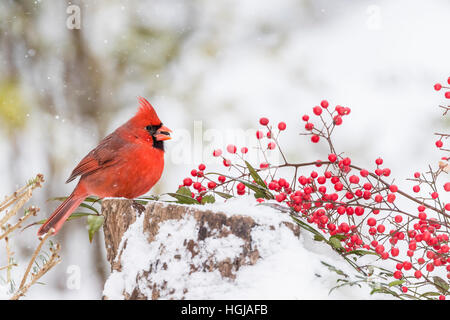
left=103, top=197, right=391, bottom=300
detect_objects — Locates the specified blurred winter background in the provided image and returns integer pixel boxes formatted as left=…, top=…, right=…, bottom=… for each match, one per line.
left=0, top=0, right=449, bottom=299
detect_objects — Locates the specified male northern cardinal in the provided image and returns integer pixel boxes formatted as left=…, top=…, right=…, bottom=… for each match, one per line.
left=37, top=97, right=171, bottom=236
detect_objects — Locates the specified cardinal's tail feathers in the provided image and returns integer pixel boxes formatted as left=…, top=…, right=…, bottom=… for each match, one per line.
left=37, top=191, right=87, bottom=236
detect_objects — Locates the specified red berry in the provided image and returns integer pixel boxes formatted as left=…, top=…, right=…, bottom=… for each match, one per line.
left=227, top=144, right=237, bottom=154
left=208, top=181, right=217, bottom=189
left=256, top=130, right=264, bottom=139
left=320, top=100, right=329, bottom=108
left=349, top=175, right=359, bottom=184
left=436, top=140, right=443, bottom=148
left=387, top=193, right=396, bottom=203
left=445, top=183, right=450, bottom=192
left=213, top=149, right=222, bottom=157
left=334, top=182, right=343, bottom=191
left=434, top=83, right=442, bottom=91
left=311, top=135, right=320, bottom=143
left=278, top=122, right=287, bottom=131
left=191, top=169, right=198, bottom=177
left=260, top=162, right=269, bottom=169
left=259, top=117, right=269, bottom=126
left=403, top=262, right=412, bottom=270
left=367, top=218, right=377, bottom=226
left=375, top=244, right=385, bottom=254
left=268, top=141, right=276, bottom=150
left=198, top=164, right=206, bottom=171
left=223, top=159, right=231, bottom=167
left=241, top=147, right=248, bottom=154
left=391, top=247, right=400, bottom=257
left=355, top=206, right=364, bottom=216
left=218, top=175, right=226, bottom=183
left=418, top=212, right=427, bottom=220
left=183, top=178, right=192, bottom=186
left=389, top=185, right=398, bottom=193
left=343, top=157, right=351, bottom=166
left=302, top=115, right=309, bottom=122
left=446, top=92, right=450, bottom=99
left=413, top=185, right=420, bottom=193
left=313, top=106, right=322, bottom=116
left=333, top=115, right=343, bottom=125
left=193, top=182, right=202, bottom=190
left=414, top=270, right=422, bottom=279
left=360, top=169, right=369, bottom=177
left=375, top=157, right=383, bottom=165
left=339, top=222, right=350, bottom=233
left=305, top=122, right=314, bottom=131
left=328, top=154, right=337, bottom=162
left=394, top=215, right=403, bottom=223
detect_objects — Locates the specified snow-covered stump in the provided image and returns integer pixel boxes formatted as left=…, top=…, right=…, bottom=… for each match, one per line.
left=101, top=199, right=300, bottom=300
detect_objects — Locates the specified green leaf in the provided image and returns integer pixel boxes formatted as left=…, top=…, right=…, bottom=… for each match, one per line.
left=244, top=160, right=267, bottom=189
left=167, top=193, right=199, bottom=204
left=433, top=276, right=449, bottom=294
left=328, top=236, right=343, bottom=250
left=78, top=202, right=99, bottom=214
left=201, top=195, right=215, bottom=204
left=345, top=249, right=378, bottom=257
left=321, top=261, right=348, bottom=278
left=329, top=234, right=347, bottom=241
left=388, top=280, right=405, bottom=287
left=176, top=187, right=192, bottom=196
left=213, top=191, right=233, bottom=199
left=87, top=215, right=104, bottom=243
left=420, top=291, right=441, bottom=298
left=167, top=187, right=199, bottom=204
left=314, top=234, right=325, bottom=242
left=67, top=212, right=98, bottom=221
left=290, top=215, right=324, bottom=239
left=237, top=179, right=274, bottom=199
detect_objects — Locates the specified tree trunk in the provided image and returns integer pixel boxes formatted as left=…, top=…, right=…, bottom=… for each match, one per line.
left=101, top=199, right=300, bottom=300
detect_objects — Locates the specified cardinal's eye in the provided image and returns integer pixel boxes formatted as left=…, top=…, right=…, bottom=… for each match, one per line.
left=146, top=125, right=157, bottom=134
left=146, top=124, right=162, bottom=135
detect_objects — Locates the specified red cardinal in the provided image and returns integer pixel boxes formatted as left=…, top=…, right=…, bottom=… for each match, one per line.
left=37, top=97, right=171, bottom=236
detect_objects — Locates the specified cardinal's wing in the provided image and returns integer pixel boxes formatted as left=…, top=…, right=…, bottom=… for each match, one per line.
left=65, top=132, right=126, bottom=183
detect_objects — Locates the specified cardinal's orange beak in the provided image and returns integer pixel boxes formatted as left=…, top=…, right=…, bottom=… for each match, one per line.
left=154, top=125, right=172, bottom=141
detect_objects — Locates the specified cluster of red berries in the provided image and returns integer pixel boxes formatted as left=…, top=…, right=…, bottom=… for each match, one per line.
left=177, top=93, right=449, bottom=300
left=433, top=76, right=450, bottom=97
left=301, top=100, right=351, bottom=143
left=179, top=163, right=227, bottom=203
